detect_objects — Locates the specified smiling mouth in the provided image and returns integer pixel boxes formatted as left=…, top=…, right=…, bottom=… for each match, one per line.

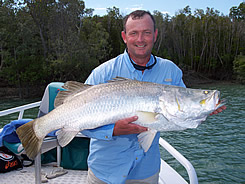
left=136, top=44, right=145, bottom=48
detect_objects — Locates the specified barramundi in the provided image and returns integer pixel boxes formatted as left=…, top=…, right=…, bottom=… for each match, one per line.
left=16, top=77, right=223, bottom=159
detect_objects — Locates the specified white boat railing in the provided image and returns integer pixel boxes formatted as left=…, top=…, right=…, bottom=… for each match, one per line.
left=0, top=101, right=42, bottom=120
left=159, top=138, right=198, bottom=184
left=0, top=101, right=198, bottom=184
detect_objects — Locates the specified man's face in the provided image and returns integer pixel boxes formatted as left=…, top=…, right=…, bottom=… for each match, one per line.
left=121, top=14, right=158, bottom=62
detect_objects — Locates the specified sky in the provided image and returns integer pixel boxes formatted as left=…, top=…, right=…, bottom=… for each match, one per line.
left=83, top=0, right=244, bottom=17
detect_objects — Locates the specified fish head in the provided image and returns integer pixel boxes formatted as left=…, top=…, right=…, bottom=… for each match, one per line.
left=159, top=86, right=222, bottom=129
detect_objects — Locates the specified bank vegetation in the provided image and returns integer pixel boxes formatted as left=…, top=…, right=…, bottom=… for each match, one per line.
left=0, top=1, right=244, bottom=97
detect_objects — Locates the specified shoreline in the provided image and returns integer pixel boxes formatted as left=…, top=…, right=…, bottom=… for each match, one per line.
left=0, top=79, right=239, bottom=100
left=0, top=86, right=46, bottom=99
left=184, top=78, right=239, bottom=88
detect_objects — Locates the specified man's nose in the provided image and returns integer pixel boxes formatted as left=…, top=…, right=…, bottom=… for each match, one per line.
left=137, top=33, right=144, bottom=42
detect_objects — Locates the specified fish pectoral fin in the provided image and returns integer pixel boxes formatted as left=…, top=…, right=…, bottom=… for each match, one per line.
left=56, top=129, right=79, bottom=147
left=135, top=111, right=159, bottom=124
left=137, top=129, right=157, bottom=152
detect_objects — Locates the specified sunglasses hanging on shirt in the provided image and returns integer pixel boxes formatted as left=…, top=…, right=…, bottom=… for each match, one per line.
left=127, top=49, right=157, bottom=71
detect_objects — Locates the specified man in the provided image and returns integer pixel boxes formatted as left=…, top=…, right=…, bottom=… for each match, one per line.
left=84, top=10, right=225, bottom=184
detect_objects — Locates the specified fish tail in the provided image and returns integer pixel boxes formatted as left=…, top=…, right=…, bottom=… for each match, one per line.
left=16, top=119, right=43, bottom=160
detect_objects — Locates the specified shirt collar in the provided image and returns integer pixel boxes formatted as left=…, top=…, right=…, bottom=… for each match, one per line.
left=123, top=49, right=155, bottom=72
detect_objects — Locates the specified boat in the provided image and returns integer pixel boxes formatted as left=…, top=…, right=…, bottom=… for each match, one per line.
left=0, top=83, right=198, bottom=184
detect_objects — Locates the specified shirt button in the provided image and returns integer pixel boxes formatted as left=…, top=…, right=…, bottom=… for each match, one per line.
left=136, top=157, right=138, bottom=160
left=105, top=136, right=108, bottom=139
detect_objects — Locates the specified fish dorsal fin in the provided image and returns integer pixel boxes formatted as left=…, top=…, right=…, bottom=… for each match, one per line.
left=54, top=81, right=92, bottom=108
left=62, top=81, right=90, bottom=90
left=107, top=76, right=134, bottom=83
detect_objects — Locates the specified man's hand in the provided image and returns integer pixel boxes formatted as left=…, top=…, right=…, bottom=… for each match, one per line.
left=113, top=116, right=148, bottom=136
left=210, top=105, right=227, bottom=115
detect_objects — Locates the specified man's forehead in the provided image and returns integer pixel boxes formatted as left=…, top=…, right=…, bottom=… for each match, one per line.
left=129, top=14, right=149, bottom=21
left=126, top=15, right=153, bottom=27
left=126, top=15, right=154, bottom=29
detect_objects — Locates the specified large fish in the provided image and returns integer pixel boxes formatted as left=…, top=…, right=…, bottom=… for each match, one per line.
left=16, top=78, right=223, bottom=159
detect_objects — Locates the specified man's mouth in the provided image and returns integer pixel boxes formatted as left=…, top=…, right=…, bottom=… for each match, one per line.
left=136, top=44, right=146, bottom=48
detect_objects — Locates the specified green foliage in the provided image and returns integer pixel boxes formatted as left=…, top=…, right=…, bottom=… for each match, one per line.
left=230, top=2, right=245, bottom=20
left=0, top=0, right=244, bottom=97
left=233, top=55, right=245, bottom=83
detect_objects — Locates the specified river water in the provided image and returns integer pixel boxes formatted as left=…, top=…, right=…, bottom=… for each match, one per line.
left=160, top=83, right=245, bottom=184
left=0, top=83, right=244, bottom=184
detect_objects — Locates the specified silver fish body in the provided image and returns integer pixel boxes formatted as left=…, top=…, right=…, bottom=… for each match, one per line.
left=17, top=78, right=221, bottom=159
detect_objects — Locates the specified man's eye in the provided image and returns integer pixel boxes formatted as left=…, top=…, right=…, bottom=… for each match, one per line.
left=130, top=32, right=136, bottom=35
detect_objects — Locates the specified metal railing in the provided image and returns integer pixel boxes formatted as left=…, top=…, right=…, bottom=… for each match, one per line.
left=0, top=101, right=42, bottom=120
left=159, top=137, right=198, bottom=184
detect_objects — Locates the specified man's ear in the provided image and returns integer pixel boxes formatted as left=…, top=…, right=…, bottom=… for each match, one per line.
left=121, top=31, right=127, bottom=44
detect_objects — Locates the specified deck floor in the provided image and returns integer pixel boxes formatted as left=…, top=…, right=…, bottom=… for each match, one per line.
left=0, top=163, right=88, bottom=184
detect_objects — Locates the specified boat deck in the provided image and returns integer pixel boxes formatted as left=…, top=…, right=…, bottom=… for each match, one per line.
left=0, top=163, right=88, bottom=184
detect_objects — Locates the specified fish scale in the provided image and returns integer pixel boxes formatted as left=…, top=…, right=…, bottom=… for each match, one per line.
left=16, top=78, right=222, bottom=159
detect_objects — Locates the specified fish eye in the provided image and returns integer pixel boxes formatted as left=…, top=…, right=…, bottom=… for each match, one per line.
left=203, top=90, right=209, bottom=95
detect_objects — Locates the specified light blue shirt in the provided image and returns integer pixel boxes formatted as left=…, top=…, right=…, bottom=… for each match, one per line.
left=82, top=50, right=186, bottom=184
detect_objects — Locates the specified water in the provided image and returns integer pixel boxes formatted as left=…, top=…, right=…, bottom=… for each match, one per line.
left=160, top=83, right=245, bottom=184
left=0, top=84, right=244, bottom=183
left=0, top=98, right=41, bottom=127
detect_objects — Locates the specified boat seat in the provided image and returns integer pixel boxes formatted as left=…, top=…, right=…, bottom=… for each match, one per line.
left=3, top=141, right=24, bottom=155
left=38, top=82, right=65, bottom=118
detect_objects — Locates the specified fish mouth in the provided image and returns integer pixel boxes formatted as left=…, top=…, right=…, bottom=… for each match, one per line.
left=216, top=99, right=226, bottom=109
left=211, top=90, right=226, bottom=110
left=214, top=90, right=220, bottom=108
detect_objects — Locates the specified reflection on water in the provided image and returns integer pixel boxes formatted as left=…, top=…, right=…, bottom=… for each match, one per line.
left=1, top=84, right=245, bottom=183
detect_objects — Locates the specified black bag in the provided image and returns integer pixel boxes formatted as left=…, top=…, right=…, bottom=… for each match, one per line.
left=0, top=146, right=23, bottom=173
